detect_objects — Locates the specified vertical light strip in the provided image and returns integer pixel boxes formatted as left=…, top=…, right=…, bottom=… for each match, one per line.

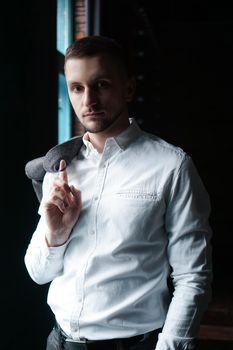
left=93, top=0, right=101, bottom=35
left=57, top=0, right=73, bottom=143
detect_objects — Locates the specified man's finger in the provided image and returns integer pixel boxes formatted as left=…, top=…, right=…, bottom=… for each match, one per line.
left=59, top=159, right=68, bottom=183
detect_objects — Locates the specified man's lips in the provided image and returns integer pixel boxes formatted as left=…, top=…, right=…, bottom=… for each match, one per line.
left=84, top=111, right=104, bottom=117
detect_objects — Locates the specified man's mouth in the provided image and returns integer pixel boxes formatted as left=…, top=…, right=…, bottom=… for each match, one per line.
left=84, top=111, right=104, bottom=117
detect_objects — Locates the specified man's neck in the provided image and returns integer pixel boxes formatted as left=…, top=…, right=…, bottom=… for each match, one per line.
left=87, top=118, right=130, bottom=153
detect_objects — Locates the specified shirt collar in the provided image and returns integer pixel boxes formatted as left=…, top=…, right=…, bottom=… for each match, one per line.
left=82, top=118, right=142, bottom=156
left=82, top=133, right=100, bottom=158
left=113, top=118, right=142, bottom=150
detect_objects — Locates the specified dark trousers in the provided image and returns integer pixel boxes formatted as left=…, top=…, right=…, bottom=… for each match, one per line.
left=46, top=326, right=160, bottom=350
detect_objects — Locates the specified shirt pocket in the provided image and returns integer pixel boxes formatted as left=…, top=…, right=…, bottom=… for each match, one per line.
left=104, top=189, right=164, bottom=243
left=115, top=189, right=160, bottom=204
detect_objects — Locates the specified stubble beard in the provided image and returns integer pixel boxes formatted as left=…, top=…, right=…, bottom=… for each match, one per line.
left=80, top=107, right=125, bottom=134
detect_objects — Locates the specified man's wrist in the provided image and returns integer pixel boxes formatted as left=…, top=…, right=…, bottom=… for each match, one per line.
left=45, top=234, right=69, bottom=247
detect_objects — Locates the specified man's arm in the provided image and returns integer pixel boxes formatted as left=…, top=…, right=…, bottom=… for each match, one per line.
left=24, top=216, right=69, bottom=284
left=24, top=159, right=82, bottom=284
left=156, top=156, right=212, bottom=350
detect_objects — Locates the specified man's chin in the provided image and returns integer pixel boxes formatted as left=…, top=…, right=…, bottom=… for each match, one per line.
left=80, top=109, right=125, bottom=134
left=84, top=121, right=110, bottom=134
left=85, top=127, right=109, bottom=134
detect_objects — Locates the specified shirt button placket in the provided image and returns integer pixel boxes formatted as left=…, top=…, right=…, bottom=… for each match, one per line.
left=90, top=162, right=108, bottom=236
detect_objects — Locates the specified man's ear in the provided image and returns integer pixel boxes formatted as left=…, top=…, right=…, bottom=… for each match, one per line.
left=125, top=76, right=136, bottom=102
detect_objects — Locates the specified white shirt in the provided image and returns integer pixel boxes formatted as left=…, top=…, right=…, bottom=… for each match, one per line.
left=24, top=119, right=212, bottom=350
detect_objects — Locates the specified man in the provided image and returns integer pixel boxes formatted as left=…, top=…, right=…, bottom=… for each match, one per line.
left=24, top=35, right=212, bottom=350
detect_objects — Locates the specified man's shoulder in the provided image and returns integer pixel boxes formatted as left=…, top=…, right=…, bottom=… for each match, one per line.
left=140, top=130, right=188, bottom=163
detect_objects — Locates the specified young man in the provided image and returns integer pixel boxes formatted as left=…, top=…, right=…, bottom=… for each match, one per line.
left=24, top=36, right=212, bottom=350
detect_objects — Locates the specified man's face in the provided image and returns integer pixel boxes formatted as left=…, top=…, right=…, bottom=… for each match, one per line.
left=65, top=54, right=134, bottom=134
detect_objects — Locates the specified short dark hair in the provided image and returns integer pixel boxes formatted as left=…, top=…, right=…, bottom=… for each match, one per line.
left=65, top=35, right=135, bottom=77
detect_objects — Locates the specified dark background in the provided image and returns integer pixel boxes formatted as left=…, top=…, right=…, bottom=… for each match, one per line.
left=1, top=1, right=232, bottom=349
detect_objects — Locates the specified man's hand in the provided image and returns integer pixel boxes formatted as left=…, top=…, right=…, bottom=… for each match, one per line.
left=43, top=159, right=82, bottom=247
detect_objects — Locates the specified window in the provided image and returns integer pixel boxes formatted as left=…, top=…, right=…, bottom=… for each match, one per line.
left=56, top=0, right=101, bottom=142
left=57, top=0, right=73, bottom=143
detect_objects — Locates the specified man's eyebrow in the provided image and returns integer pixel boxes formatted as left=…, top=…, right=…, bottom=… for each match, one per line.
left=68, top=75, right=112, bottom=87
left=68, top=81, right=82, bottom=86
left=88, top=72, right=112, bottom=80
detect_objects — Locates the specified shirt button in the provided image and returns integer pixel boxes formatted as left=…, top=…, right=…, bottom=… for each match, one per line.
left=90, top=230, right=95, bottom=235
left=94, top=196, right=98, bottom=201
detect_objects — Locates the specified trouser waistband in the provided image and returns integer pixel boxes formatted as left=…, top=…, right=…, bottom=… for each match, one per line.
left=55, top=322, right=162, bottom=350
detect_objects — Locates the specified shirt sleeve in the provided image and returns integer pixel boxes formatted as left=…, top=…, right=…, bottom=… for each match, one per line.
left=24, top=172, right=68, bottom=285
left=155, top=155, right=213, bottom=350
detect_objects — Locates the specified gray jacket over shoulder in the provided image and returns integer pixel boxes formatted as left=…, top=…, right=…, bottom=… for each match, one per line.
left=25, top=136, right=84, bottom=202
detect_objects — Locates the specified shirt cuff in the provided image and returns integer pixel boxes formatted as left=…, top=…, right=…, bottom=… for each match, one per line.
left=155, top=333, right=195, bottom=350
left=41, top=235, right=68, bottom=259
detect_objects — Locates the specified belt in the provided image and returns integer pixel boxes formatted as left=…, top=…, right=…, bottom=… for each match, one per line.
left=55, top=322, right=162, bottom=350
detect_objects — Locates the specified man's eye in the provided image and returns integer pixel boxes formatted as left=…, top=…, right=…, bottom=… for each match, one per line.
left=72, top=85, right=83, bottom=93
left=96, top=81, right=109, bottom=89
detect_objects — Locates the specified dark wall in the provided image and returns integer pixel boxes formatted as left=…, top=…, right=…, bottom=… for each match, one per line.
left=101, top=0, right=233, bottom=295
left=1, top=1, right=57, bottom=349
left=0, top=1, right=232, bottom=349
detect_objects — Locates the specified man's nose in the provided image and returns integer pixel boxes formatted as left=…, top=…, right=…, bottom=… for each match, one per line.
left=83, top=88, right=97, bottom=107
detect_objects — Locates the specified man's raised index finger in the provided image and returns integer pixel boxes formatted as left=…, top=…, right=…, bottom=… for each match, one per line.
left=59, top=159, right=68, bottom=183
